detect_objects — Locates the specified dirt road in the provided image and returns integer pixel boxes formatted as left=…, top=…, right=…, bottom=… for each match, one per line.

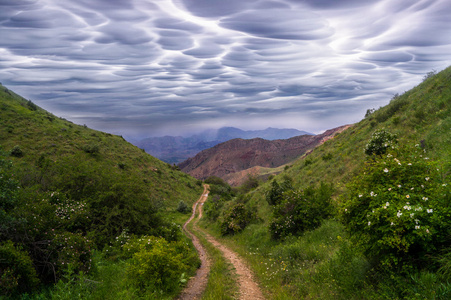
left=179, top=185, right=265, bottom=300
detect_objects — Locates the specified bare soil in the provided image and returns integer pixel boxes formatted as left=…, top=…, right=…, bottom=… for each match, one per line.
left=179, top=185, right=265, bottom=300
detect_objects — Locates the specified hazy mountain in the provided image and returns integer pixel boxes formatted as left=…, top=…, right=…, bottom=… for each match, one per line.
left=178, top=125, right=348, bottom=186
left=133, top=127, right=313, bottom=164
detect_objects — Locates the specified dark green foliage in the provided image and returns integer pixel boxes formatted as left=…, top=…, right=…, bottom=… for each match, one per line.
left=0, top=240, right=40, bottom=296
left=204, top=194, right=224, bottom=221
left=364, top=129, right=398, bottom=156
left=266, top=175, right=293, bottom=206
left=82, top=143, right=100, bottom=155
left=220, top=203, right=254, bottom=235
left=205, top=176, right=234, bottom=200
left=123, top=235, right=200, bottom=295
left=341, top=144, right=451, bottom=272
left=0, top=86, right=204, bottom=296
left=423, top=69, right=438, bottom=81
left=269, top=182, right=334, bottom=239
left=322, top=153, right=333, bottom=161
left=0, top=154, right=18, bottom=235
left=365, top=108, right=375, bottom=118
left=10, top=145, right=23, bottom=157
left=26, top=100, right=38, bottom=111
left=266, top=179, right=283, bottom=206
left=239, top=174, right=260, bottom=194
left=177, top=200, right=190, bottom=214
left=304, top=158, right=313, bottom=166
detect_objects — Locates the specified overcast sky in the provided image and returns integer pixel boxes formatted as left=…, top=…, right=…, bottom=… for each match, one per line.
left=1, top=0, right=450, bottom=139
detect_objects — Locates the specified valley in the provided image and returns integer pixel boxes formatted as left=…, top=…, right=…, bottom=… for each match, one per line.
left=180, top=185, right=265, bottom=300
left=1, top=66, right=450, bottom=299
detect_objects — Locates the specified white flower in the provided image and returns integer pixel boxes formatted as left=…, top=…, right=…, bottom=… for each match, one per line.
left=397, top=211, right=402, bottom=218
left=410, top=213, right=415, bottom=218
left=391, top=222, right=394, bottom=226
left=386, top=202, right=390, bottom=206
left=425, top=177, right=430, bottom=181
left=426, top=229, right=430, bottom=233
left=415, top=225, right=420, bottom=229
left=422, top=197, right=428, bottom=201
left=368, top=221, right=371, bottom=226
left=427, top=209, right=433, bottom=213
left=359, top=194, right=363, bottom=198
left=406, top=195, right=410, bottom=199
left=408, top=163, right=412, bottom=166
left=384, top=168, right=389, bottom=173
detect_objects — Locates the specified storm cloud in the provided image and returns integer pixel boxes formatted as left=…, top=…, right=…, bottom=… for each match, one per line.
left=1, top=0, right=450, bottom=138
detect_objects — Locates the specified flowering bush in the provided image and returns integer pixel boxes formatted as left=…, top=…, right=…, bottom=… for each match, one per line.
left=220, top=203, right=254, bottom=235
left=364, top=129, right=398, bottom=156
left=341, top=144, right=450, bottom=271
left=269, top=182, right=334, bottom=240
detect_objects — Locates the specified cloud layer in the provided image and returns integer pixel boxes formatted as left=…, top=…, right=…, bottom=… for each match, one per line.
left=1, top=0, right=450, bottom=138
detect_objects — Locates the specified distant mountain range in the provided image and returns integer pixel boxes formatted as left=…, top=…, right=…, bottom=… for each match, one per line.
left=178, top=125, right=348, bottom=186
left=133, top=127, right=312, bottom=164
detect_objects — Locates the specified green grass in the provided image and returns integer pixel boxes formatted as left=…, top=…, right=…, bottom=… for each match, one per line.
left=199, top=66, right=451, bottom=299
left=191, top=228, right=238, bottom=300
left=0, top=84, right=204, bottom=297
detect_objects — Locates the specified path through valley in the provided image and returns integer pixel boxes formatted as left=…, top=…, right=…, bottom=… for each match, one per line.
left=178, top=185, right=265, bottom=300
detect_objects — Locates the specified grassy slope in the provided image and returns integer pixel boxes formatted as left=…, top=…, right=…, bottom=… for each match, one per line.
left=0, top=84, right=205, bottom=298
left=200, top=66, right=451, bottom=299
left=0, top=84, right=202, bottom=211
left=255, top=66, right=451, bottom=202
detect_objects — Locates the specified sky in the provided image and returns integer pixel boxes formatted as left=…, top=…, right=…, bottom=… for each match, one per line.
left=1, top=0, right=450, bottom=139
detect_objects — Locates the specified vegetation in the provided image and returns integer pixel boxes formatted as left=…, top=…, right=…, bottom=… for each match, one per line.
left=199, top=67, right=451, bottom=299
left=1, top=64, right=450, bottom=299
left=0, top=84, right=202, bottom=298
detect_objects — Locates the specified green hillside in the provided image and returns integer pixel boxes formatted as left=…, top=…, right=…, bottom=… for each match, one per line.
left=200, top=67, right=451, bottom=299
left=0, top=85, right=203, bottom=298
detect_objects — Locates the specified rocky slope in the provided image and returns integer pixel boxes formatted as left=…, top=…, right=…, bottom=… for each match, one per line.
left=133, top=127, right=312, bottom=164
left=179, top=125, right=349, bottom=185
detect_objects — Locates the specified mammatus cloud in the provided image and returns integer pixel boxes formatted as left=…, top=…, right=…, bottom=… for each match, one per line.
left=0, top=0, right=450, bottom=138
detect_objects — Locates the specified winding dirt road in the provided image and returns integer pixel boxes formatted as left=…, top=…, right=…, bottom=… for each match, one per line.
left=178, top=185, right=265, bottom=300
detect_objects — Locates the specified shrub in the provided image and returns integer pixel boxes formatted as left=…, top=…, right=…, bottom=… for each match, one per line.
left=364, top=129, right=398, bottom=156
left=266, top=179, right=284, bottom=206
left=124, top=236, right=199, bottom=293
left=176, top=200, right=190, bottom=214
left=220, top=203, right=254, bottom=235
left=322, top=153, right=333, bottom=161
left=365, top=108, right=375, bottom=118
left=26, top=100, right=38, bottom=111
left=82, top=144, right=99, bottom=155
left=341, top=144, right=451, bottom=272
left=204, top=194, right=224, bottom=221
left=269, top=182, right=334, bottom=240
left=10, top=145, right=23, bottom=157
left=0, top=240, right=39, bottom=296
left=266, top=176, right=293, bottom=206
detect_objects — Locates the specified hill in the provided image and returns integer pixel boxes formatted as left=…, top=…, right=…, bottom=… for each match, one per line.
left=133, top=127, right=312, bottom=164
left=179, top=125, right=348, bottom=186
left=0, top=84, right=203, bottom=297
left=199, top=67, right=451, bottom=299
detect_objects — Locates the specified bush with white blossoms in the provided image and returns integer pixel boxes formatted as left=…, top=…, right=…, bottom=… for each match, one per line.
left=364, top=129, right=398, bottom=156
left=341, top=144, right=450, bottom=271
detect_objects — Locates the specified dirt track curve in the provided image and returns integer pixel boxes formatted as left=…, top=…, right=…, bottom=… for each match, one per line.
left=178, top=185, right=265, bottom=300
